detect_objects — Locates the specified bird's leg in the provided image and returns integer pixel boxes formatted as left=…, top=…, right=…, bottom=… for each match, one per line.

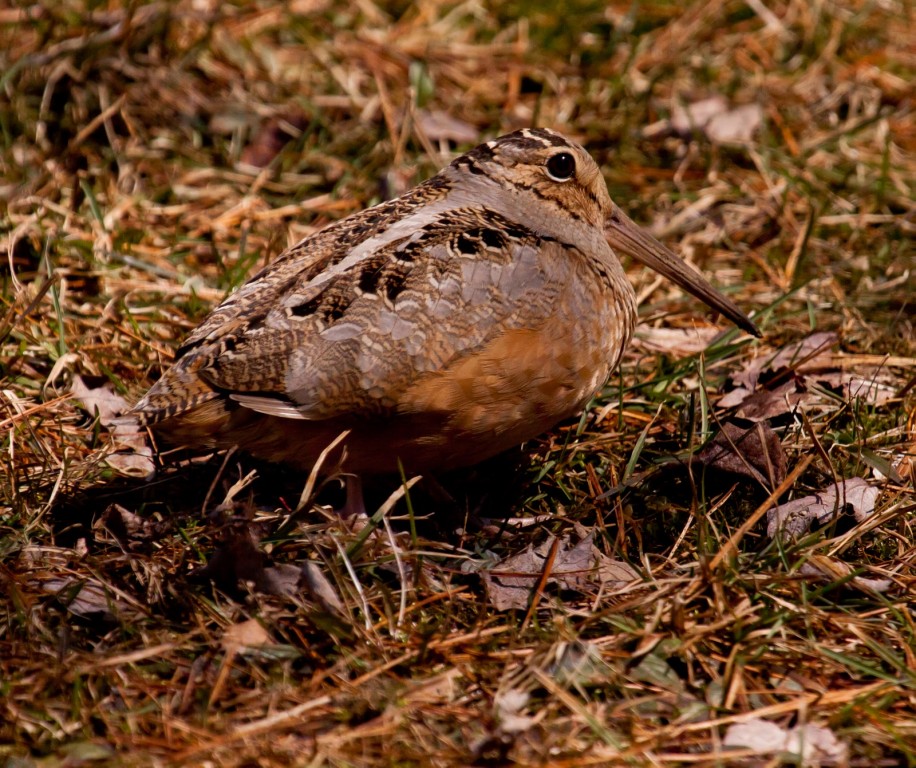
left=339, top=474, right=367, bottom=519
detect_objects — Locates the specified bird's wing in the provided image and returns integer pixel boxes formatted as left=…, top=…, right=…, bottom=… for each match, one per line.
left=138, top=207, right=583, bottom=425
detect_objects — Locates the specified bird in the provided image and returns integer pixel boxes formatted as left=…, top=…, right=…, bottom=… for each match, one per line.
left=131, top=128, right=759, bottom=507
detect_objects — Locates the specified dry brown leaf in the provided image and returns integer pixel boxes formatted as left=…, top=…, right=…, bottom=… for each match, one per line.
left=669, top=95, right=729, bottom=135
left=894, top=449, right=915, bottom=484
left=480, top=545, right=554, bottom=611
left=799, top=554, right=893, bottom=594
left=733, top=332, right=838, bottom=390
left=668, top=96, right=762, bottom=144
left=222, top=618, right=271, bottom=654
left=197, top=527, right=267, bottom=590
left=719, top=381, right=812, bottom=421
left=717, top=387, right=753, bottom=409
left=547, top=640, right=616, bottom=687
left=722, top=337, right=899, bottom=421
left=400, top=669, right=462, bottom=706
left=815, top=371, right=898, bottom=407
left=415, top=109, right=478, bottom=146
left=72, top=375, right=155, bottom=479
left=257, top=563, right=302, bottom=596
left=767, top=478, right=879, bottom=539
left=198, top=528, right=330, bottom=598
left=95, top=503, right=153, bottom=549
left=494, top=688, right=535, bottom=734
left=696, top=421, right=787, bottom=489
left=70, top=375, right=131, bottom=421
left=595, top=555, right=640, bottom=587
left=482, top=535, right=636, bottom=611
left=240, top=110, right=311, bottom=168
left=41, top=577, right=138, bottom=621
left=300, top=560, right=346, bottom=615
left=632, top=326, right=721, bottom=356
left=724, top=718, right=848, bottom=765
left=105, top=451, right=155, bottom=477
left=704, top=103, right=763, bottom=144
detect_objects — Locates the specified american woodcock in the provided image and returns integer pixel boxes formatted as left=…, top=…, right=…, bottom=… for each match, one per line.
left=133, top=128, right=759, bottom=481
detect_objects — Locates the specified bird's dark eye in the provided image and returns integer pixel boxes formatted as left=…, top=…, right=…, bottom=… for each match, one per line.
left=546, top=152, right=576, bottom=181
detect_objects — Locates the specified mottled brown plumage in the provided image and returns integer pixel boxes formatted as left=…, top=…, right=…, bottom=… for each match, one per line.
left=133, top=128, right=758, bottom=477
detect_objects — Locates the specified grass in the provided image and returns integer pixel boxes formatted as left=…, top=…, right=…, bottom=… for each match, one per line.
left=1, top=0, right=914, bottom=765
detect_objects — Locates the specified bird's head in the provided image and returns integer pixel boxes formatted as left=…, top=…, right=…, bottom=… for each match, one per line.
left=450, top=128, right=760, bottom=337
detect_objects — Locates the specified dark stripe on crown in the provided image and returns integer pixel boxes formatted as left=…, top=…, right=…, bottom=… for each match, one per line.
left=454, top=129, right=574, bottom=170
left=460, top=141, right=496, bottom=166
left=518, top=128, right=572, bottom=148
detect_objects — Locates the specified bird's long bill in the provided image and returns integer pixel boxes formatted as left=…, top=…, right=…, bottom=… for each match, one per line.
left=605, top=207, right=761, bottom=337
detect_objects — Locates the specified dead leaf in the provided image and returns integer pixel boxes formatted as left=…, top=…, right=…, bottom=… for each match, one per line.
left=240, top=110, right=310, bottom=168
left=629, top=650, right=687, bottom=693
left=59, top=741, right=116, bottom=763
left=482, top=538, right=566, bottom=611
left=42, top=577, right=138, bottom=621
left=815, top=371, right=898, bottom=407
left=104, top=452, right=156, bottom=477
left=724, top=718, right=848, bottom=766
left=222, top=618, right=270, bottom=654
left=210, top=618, right=274, bottom=707
left=494, top=688, right=535, bottom=734
left=669, top=96, right=762, bottom=144
left=552, top=535, right=595, bottom=592
left=894, top=450, right=915, bottom=485
left=799, top=554, right=893, bottom=594
left=300, top=560, right=346, bottom=615
left=595, top=555, right=640, bottom=587
left=704, top=103, right=763, bottom=144
left=717, top=387, right=753, bottom=409
left=696, top=421, right=787, bottom=489
left=482, top=534, right=633, bottom=611
left=197, top=527, right=267, bottom=590
left=71, top=375, right=131, bottom=421
left=196, top=524, right=318, bottom=597
left=732, top=332, right=838, bottom=390
left=767, top=478, right=879, bottom=539
left=633, top=326, right=721, bottom=356
left=72, top=375, right=155, bottom=479
left=415, top=109, right=478, bottom=146
left=670, top=95, right=729, bottom=135
left=547, top=640, right=615, bottom=687
left=95, top=503, right=153, bottom=549
left=719, top=381, right=813, bottom=422
left=722, top=335, right=900, bottom=423
left=257, top=563, right=302, bottom=596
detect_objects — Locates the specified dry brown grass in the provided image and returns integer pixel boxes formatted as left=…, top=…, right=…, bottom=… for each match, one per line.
left=1, top=1, right=914, bottom=765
